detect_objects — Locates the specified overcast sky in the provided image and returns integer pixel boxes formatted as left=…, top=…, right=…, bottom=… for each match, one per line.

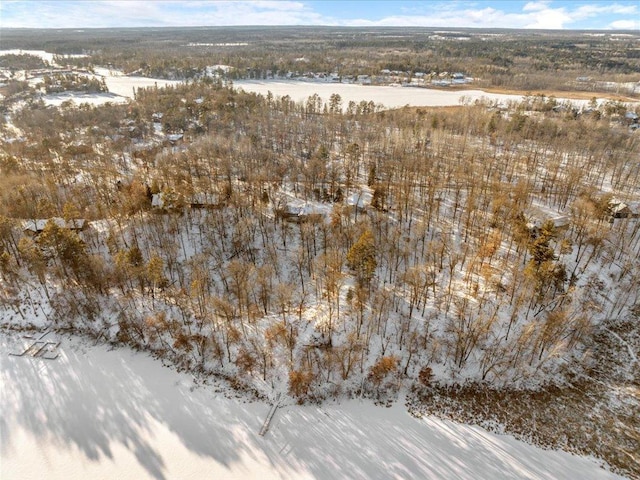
left=1, top=1, right=638, bottom=30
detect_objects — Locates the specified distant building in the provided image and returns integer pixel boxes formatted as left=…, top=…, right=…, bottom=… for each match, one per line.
left=523, top=209, right=569, bottom=237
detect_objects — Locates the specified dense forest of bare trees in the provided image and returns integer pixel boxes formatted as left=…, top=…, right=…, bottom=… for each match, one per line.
left=1, top=65, right=639, bottom=405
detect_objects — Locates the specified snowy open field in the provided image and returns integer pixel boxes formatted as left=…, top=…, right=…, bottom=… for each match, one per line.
left=42, top=91, right=129, bottom=106
left=0, top=331, right=625, bottom=480
left=0, top=49, right=58, bottom=64
left=93, top=67, right=183, bottom=99
left=39, top=69, right=182, bottom=106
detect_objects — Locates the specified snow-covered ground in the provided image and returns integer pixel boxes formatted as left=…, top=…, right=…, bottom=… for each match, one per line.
left=93, top=67, right=182, bottom=99
left=38, top=69, right=182, bottom=106
left=0, top=49, right=59, bottom=65
left=42, top=91, right=129, bottom=106
left=1, top=331, right=624, bottom=480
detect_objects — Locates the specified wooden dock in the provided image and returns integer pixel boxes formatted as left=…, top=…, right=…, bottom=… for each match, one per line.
left=9, top=329, right=60, bottom=360
left=259, top=393, right=281, bottom=436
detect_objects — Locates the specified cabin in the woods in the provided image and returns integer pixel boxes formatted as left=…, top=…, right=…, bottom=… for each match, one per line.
left=22, top=218, right=86, bottom=236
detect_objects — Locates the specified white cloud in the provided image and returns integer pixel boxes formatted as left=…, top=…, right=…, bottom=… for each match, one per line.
left=1, top=0, right=327, bottom=28
left=523, top=6, right=571, bottom=29
left=572, top=3, right=638, bottom=20
left=0, top=0, right=638, bottom=30
left=0, top=0, right=309, bottom=28
left=343, top=6, right=575, bottom=30
left=523, top=1, right=551, bottom=12
left=344, top=2, right=638, bottom=30
left=607, top=19, right=640, bottom=30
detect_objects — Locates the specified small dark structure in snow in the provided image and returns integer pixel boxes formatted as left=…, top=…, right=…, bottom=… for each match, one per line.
left=523, top=210, right=569, bottom=237
left=275, top=202, right=326, bottom=223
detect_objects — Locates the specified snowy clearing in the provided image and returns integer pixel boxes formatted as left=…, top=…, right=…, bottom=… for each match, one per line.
left=0, top=49, right=58, bottom=65
left=93, top=67, right=183, bottom=99
left=35, top=67, right=183, bottom=105
left=0, top=331, right=624, bottom=480
left=42, top=91, right=129, bottom=106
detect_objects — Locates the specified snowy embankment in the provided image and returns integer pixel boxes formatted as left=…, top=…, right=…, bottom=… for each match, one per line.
left=1, top=331, right=624, bottom=480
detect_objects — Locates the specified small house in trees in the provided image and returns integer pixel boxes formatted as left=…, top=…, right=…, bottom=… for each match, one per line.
left=611, top=203, right=630, bottom=219
left=296, top=203, right=329, bottom=223
left=524, top=210, right=569, bottom=237
left=549, top=215, right=569, bottom=229
left=22, top=218, right=86, bottom=236
left=275, top=198, right=303, bottom=221
left=274, top=196, right=330, bottom=223
left=607, top=199, right=638, bottom=219
left=451, top=72, right=469, bottom=84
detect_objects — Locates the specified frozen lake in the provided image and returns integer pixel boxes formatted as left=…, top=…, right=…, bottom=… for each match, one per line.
left=1, top=331, right=624, bottom=480
left=233, top=79, right=594, bottom=110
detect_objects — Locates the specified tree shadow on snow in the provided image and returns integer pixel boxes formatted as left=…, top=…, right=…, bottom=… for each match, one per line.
left=1, top=333, right=269, bottom=480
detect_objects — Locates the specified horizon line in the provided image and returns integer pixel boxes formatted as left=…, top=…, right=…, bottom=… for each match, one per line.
left=2, top=25, right=638, bottom=32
